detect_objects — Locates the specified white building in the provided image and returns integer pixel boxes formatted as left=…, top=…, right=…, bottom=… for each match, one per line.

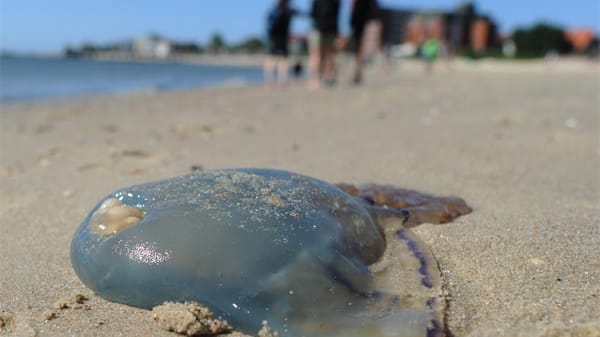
left=132, top=34, right=172, bottom=58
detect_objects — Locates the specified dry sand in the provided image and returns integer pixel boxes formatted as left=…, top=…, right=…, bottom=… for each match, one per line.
left=1, top=59, right=599, bottom=336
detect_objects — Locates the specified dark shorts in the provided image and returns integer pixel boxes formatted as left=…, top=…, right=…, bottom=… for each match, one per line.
left=309, top=30, right=336, bottom=50
left=350, top=26, right=365, bottom=53
left=268, top=37, right=289, bottom=57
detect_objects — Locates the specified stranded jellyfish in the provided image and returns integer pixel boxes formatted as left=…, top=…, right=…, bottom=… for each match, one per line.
left=71, top=168, right=471, bottom=337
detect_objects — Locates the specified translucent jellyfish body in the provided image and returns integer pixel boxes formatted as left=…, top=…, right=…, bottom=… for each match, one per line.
left=71, top=168, right=471, bottom=337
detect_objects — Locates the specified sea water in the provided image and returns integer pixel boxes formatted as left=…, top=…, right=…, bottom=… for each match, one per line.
left=0, top=55, right=263, bottom=101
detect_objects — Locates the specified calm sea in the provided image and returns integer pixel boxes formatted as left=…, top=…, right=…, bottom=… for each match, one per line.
left=0, top=55, right=264, bottom=101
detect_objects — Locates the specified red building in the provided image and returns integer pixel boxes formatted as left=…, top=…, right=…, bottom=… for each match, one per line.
left=471, top=18, right=490, bottom=52
left=564, top=29, right=597, bottom=52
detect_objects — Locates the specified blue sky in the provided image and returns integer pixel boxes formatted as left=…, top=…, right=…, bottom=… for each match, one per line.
left=1, top=0, right=598, bottom=53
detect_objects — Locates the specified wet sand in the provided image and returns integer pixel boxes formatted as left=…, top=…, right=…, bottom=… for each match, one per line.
left=1, top=59, right=599, bottom=336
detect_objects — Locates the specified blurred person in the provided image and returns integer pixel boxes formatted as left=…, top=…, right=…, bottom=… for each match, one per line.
left=308, top=0, right=340, bottom=89
left=420, top=35, right=440, bottom=73
left=349, top=0, right=379, bottom=85
left=264, top=0, right=299, bottom=86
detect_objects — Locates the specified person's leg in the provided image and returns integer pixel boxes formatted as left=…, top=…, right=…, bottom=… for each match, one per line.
left=264, top=56, right=276, bottom=86
left=308, top=30, right=321, bottom=90
left=322, top=47, right=332, bottom=81
left=276, top=57, right=289, bottom=85
left=352, top=48, right=363, bottom=84
left=351, top=28, right=365, bottom=84
left=322, top=36, right=336, bottom=85
left=424, top=58, right=433, bottom=74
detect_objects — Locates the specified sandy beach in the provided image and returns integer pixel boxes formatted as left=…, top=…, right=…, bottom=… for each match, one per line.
left=1, top=59, right=599, bottom=337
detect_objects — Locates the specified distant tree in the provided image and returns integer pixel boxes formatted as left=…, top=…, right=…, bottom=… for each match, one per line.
left=173, top=42, right=203, bottom=54
left=512, top=22, right=572, bottom=57
left=81, top=43, right=98, bottom=56
left=64, top=46, right=82, bottom=58
left=233, top=37, right=266, bottom=54
left=208, top=32, right=226, bottom=53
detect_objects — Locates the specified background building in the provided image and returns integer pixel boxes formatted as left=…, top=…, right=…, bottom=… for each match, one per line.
left=379, top=2, right=500, bottom=56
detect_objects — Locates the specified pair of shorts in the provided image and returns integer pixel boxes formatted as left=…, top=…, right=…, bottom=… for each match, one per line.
left=351, top=25, right=365, bottom=45
left=309, top=30, right=336, bottom=50
left=268, top=38, right=289, bottom=57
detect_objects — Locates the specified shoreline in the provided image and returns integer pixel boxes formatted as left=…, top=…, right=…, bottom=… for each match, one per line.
left=2, top=57, right=597, bottom=104
left=0, top=78, right=263, bottom=106
left=0, top=55, right=267, bottom=104
left=92, top=52, right=269, bottom=68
